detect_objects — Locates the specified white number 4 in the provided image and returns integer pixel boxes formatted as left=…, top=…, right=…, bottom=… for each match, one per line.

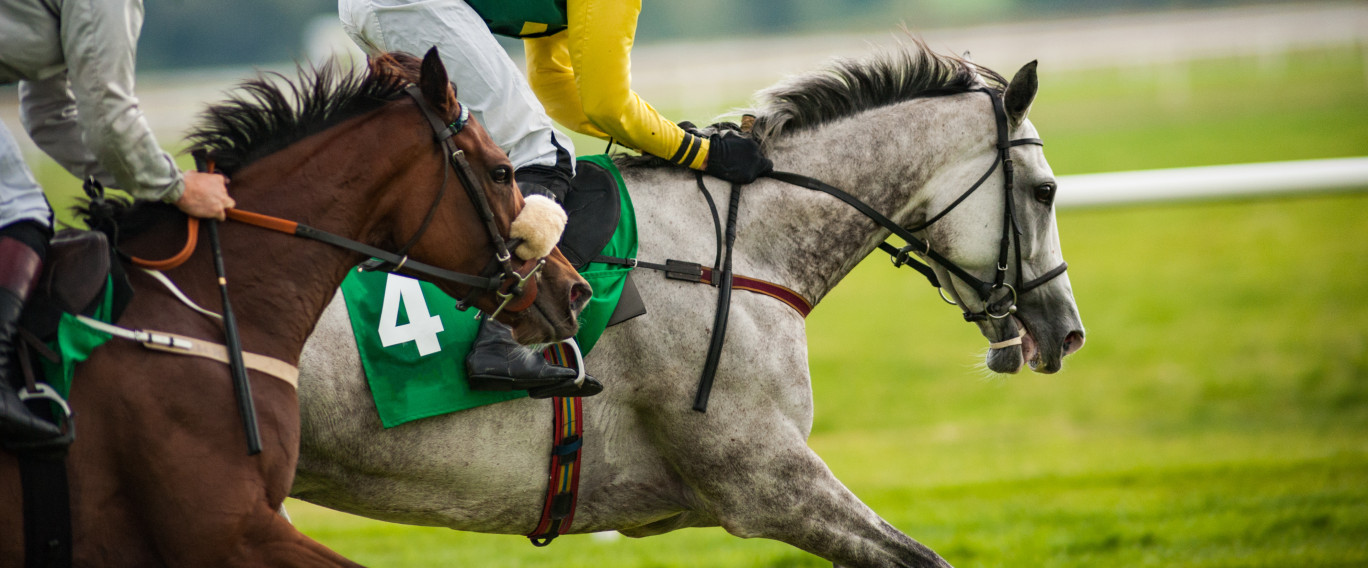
left=378, top=273, right=445, bottom=356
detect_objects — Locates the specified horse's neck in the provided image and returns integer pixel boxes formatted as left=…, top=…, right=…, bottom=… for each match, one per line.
left=736, top=97, right=987, bottom=306
left=134, top=113, right=427, bottom=365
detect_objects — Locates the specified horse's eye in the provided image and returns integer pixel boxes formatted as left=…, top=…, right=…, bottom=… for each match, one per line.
left=1034, top=182, right=1056, bottom=206
left=490, top=166, right=512, bottom=184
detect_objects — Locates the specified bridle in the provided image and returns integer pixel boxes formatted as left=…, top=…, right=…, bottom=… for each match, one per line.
left=365, top=85, right=545, bottom=319
left=767, top=87, right=1068, bottom=322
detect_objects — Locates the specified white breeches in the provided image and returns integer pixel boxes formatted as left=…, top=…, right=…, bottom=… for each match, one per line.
left=0, top=120, right=52, bottom=230
left=339, top=0, right=575, bottom=174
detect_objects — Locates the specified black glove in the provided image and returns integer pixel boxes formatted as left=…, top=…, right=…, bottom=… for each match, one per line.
left=704, top=131, right=772, bottom=184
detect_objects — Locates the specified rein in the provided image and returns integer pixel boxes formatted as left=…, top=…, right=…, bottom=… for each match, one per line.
left=767, top=88, right=1067, bottom=322
left=627, top=87, right=1070, bottom=412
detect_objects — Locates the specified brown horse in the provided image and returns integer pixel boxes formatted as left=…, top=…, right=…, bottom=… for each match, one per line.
left=0, top=49, right=588, bottom=566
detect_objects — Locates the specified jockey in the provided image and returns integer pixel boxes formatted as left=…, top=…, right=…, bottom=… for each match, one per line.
left=339, top=0, right=774, bottom=398
left=0, top=0, right=234, bottom=443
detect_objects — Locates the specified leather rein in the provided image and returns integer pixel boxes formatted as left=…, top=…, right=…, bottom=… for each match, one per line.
left=769, top=88, right=1068, bottom=322
left=132, top=85, right=542, bottom=318
left=640, top=87, right=1071, bottom=411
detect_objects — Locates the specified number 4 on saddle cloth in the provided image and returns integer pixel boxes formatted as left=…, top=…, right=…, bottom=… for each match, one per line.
left=340, top=155, right=645, bottom=428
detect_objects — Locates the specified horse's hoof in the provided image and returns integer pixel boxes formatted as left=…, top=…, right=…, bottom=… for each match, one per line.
left=528, top=376, right=603, bottom=399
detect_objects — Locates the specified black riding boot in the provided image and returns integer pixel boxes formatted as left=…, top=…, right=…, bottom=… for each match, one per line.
left=0, top=231, right=62, bottom=442
left=464, top=317, right=603, bottom=399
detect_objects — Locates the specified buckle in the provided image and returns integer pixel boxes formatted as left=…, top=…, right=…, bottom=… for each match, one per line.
left=664, top=260, right=703, bottom=282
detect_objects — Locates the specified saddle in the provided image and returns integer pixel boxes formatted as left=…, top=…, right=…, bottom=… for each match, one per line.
left=559, top=158, right=644, bottom=327
left=20, top=229, right=133, bottom=342
left=558, top=160, right=620, bottom=270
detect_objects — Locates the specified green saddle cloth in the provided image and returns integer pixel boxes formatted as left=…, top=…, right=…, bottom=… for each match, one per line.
left=341, top=155, right=636, bottom=428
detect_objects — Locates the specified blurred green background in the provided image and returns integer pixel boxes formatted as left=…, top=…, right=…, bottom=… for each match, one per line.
left=5, top=1, right=1367, bottom=566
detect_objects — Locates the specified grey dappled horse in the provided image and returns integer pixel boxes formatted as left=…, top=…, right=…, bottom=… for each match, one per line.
left=293, top=42, right=1085, bottom=568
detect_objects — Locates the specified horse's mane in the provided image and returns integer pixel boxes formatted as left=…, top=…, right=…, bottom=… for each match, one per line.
left=78, top=52, right=427, bottom=240
left=186, top=52, right=421, bottom=175
left=617, top=37, right=1005, bottom=169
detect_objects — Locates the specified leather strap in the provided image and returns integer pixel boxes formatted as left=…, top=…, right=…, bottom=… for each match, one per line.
left=590, top=255, right=812, bottom=318
left=73, top=316, right=298, bottom=388
left=693, top=175, right=742, bottom=413
left=224, top=209, right=504, bottom=292
left=127, top=218, right=200, bottom=271
left=699, top=267, right=812, bottom=318
left=528, top=343, right=584, bottom=546
left=140, top=331, right=299, bottom=389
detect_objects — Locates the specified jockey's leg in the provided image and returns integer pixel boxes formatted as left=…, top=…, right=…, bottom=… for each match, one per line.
left=0, top=120, right=60, bottom=443
left=339, top=0, right=576, bottom=201
left=464, top=315, right=603, bottom=398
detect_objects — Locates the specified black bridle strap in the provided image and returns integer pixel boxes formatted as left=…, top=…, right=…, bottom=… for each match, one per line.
left=400, top=86, right=547, bottom=314
left=1020, top=261, right=1069, bottom=294
left=764, top=169, right=1000, bottom=300
left=680, top=89, right=1066, bottom=411
left=402, top=86, right=518, bottom=275
left=223, top=209, right=503, bottom=291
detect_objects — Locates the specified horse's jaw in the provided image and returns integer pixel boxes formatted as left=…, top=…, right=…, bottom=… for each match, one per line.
left=980, top=316, right=1029, bottom=374
left=978, top=289, right=1085, bottom=374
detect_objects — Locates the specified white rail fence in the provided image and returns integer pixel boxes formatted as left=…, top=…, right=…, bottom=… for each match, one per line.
left=1055, top=157, right=1368, bottom=208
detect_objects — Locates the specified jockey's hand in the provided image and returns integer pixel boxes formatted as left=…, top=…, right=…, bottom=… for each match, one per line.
left=176, top=170, right=235, bottom=220
left=704, top=131, right=772, bottom=185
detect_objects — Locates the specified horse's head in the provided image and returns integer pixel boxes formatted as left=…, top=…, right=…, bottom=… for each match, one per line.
left=919, top=62, right=1085, bottom=373
left=373, top=49, right=589, bottom=343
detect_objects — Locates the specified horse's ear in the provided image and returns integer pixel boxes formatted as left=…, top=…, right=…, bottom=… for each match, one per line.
left=418, top=46, right=455, bottom=115
left=1003, top=60, right=1038, bottom=128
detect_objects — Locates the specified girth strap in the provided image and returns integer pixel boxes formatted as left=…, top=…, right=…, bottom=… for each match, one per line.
left=589, top=255, right=811, bottom=317
left=527, top=344, right=585, bottom=546
left=73, top=315, right=299, bottom=388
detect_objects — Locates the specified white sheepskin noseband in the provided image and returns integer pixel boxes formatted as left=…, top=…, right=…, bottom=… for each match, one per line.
left=509, top=194, right=567, bottom=260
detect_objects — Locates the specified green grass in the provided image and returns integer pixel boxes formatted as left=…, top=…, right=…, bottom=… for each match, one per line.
left=29, top=46, right=1368, bottom=565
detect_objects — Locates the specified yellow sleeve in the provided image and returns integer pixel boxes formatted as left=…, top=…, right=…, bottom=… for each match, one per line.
left=562, top=0, right=709, bottom=169
left=524, top=33, right=607, bottom=139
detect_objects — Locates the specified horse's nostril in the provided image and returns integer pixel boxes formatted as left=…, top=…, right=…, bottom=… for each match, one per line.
left=569, top=282, right=592, bottom=308
left=1063, top=330, right=1085, bottom=355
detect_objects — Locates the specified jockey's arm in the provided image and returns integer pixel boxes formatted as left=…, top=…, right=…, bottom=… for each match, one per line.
left=18, top=73, right=114, bottom=189
left=50, top=0, right=185, bottom=203
left=23, top=0, right=232, bottom=218
left=523, top=33, right=608, bottom=140
left=524, top=0, right=710, bottom=170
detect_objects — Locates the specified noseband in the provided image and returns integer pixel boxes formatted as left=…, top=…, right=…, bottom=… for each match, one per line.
left=768, top=87, right=1068, bottom=322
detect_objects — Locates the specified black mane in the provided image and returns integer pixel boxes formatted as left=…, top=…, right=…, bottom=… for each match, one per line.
left=616, top=38, right=1004, bottom=169
left=749, top=37, right=1004, bottom=141
left=185, top=58, right=413, bottom=175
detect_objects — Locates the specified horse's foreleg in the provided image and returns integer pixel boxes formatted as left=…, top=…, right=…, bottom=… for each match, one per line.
left=667, top=417, right=951, bottom=568
left=704, top=441, right=946, bottom=567
left=231, top=508, right=364, bottom=568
